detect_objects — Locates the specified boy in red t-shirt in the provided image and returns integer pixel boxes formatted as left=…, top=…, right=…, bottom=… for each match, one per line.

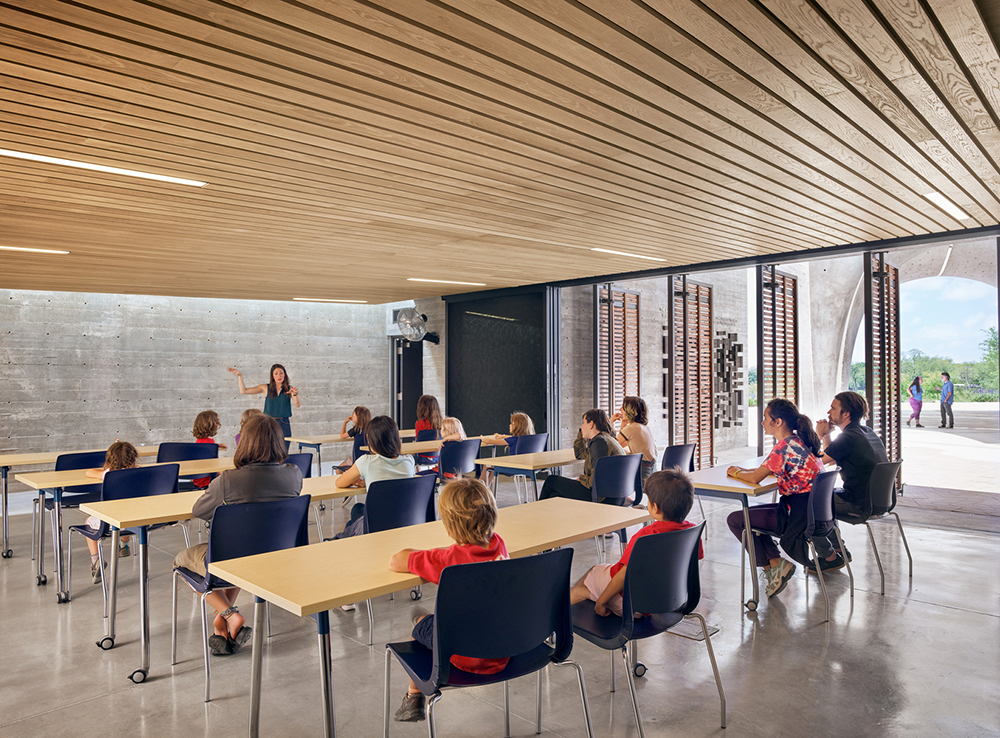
left=388, top=478, right=508, bottom=722
left=571, top=469, right=703, bottom=617
left=191, top=410, right=227, bottom=488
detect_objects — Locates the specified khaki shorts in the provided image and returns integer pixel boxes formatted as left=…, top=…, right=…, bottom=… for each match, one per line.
left=173, top=543, right=208, bottom=577
left=582, top=563, right=623, bottom=617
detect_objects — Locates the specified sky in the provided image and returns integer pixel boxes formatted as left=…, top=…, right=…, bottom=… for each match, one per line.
left=852, top=276, right=998, bottom=363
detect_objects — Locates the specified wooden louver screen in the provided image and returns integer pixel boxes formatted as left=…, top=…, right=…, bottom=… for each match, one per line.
left=668, top=276, right=713, bottom=470
left=758, top=267, right=799, bottom=453
left=596, top=286, right=639, bottom=417
left=865, top=253, right=902, bottom=464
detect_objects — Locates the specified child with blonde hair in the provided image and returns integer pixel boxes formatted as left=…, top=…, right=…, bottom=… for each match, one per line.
left=235, top=408, right=263, bottom=447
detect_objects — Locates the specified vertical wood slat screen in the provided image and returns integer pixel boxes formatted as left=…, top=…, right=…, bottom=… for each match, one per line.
left=865, top=253, right=902, bottom=464
left=759, top=267, right=799, bottom=453
left=668, top=276, right=713, bottom=470
left=596, top=286, right=639, bottom=417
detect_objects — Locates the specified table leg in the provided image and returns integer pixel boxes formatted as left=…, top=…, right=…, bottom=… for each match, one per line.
left=54, top=490, right=69, bottom=603
left=98, top=529, right=120, bottom=650
left=742, top=500, right=759, bottom=609
left=314, top=610, right=337, bottom=738
left=249, top=597, right=266, bottom=738
left=1, top=466, right=11, bottom=558
left=129, top=526, right=150, bottom=683
left=35, top=492, right=47, bottom=585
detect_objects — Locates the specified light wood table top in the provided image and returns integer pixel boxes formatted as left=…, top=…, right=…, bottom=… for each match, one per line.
left=362, top=439, right=443, bottom=455
left=287, top=429, right=417, bottom=446
left=79, top=475, right=364, bottom=529
left=476, top=448, right=578, bottom=470
left=0, top=445, right=161, bottom=468
left=15, top=457, right=236, bottom=490
left=686, top=455, right=778, bottom=497
left=210, top=498, right=650, bottom=617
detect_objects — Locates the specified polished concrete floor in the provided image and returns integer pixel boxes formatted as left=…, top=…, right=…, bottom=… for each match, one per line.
left=1, top=482, right=998, bottom=738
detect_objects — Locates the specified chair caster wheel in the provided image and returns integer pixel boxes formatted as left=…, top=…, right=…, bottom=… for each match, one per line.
left=1, top=549, right=12, bottom=558
left=745, top=600, right=757, bottom=612
left=319, top=503, right=326, bottom=511
left=36, top=574, right=47, bottom=586
left=56, top=592, right=70, bottom=604
left=633, top=662, right=647, bottom=678
left=97, top=637, right=115, bottom=650
left=410, top=589, right=421, bottom=601
left=129, top=669, right=147, bottom=684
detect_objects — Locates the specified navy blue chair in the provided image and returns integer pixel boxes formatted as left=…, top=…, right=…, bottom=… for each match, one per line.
left=32, top=450, right=107, bottom=567
left=414, top=428, right=442, bottom=468
left=835, top=460, right=910, bottom=596
left=384, top=547, right=594, bottom=738
left=67, top=464, right=180, bottom=606
left=572, top=523, right=726, bottom=733
left=334, top=432, right=369, bottom=474
left=157, top=442, right=219, bottom=491
left=491, top=432, right=548, bottom=503
left=591, top=454, right=642, bottom=562
left=359, top=475, right=437, bottom=645
left=286, top=452, right=313, bottom=479
left=660, top=442, right=706, bottom=521
left=437, top=438, right=482, bottom=481
left=171, top=494, right=311, bottom=702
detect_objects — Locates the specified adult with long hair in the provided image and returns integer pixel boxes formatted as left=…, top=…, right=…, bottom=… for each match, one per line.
left=726, top=398, right=836, bottom=598
left=538, top=409, right=624, bottom=502
left=907, top=376, right=924, bottom=427
left=612, top=396, right=658, bottom=506
left=173, top=414, right=303, bottom=655
left=228, top=364, right=300, bottom=449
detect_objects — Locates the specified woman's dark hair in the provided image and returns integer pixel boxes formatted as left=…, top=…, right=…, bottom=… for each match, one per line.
left=267, top=364, right=290, bottom=398
left=366, top=415, right=401, bottom=458
left=766, top=398, right=821, bottom=456
left=353, top=406, right=372, bottom=432
left=234, top=415, right=287, bottom=467
left=583, top=409, right=615, bottom=435
left=621, top=396, right=648, bottom=425
left=416, top=395, right=442, bottom=430
left=834, top=391, right=869, bottom=423
left=910, top=377, right=922, bottom=391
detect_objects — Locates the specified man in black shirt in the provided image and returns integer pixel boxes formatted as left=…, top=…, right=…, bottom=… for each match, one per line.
left=813, top=391, right=888, bottom=572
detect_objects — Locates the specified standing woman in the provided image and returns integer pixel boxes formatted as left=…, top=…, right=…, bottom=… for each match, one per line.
left=907, top=377, right=924, bottom=428
left=228, top=364, right=300, bottom=450
left=613, top=397, right=658, bottom=507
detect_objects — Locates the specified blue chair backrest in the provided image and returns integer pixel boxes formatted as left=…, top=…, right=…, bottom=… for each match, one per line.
left=156, top=442, right=219, bottom=463
left=868, top=461, right=903, bottom=516
left=806, top=468, right=841, bottom=534
left=415, top=428, right=442, bottom=463
left=438, top=438, right=482, bottom=477
left=508, top=433, right=548, bottom=455
left=363, top=475, right=437, bottom=534
left=622, top=523, right=706, bottom=632
left=431, top=547, right=574, bottom=687
left=102, top=464, right=180, bottom=502
left=206, top=495, right=312, bottom=588
left=286, top=453, right=313, bottom=479
left=592, top=454, right=642, bottom=504
left=55, top=450, right=107, bottom=497
left=660, top=443, right=696, bottom=472
left=352, top=431, right=369, bottom=462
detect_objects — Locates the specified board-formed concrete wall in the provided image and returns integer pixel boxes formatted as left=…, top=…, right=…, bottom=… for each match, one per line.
left=0, top=289, right=391, bottom=492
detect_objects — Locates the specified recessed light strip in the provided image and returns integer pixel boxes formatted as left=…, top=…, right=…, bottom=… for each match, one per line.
left=924, top=192, right=968, bottom=221
left=408, top=278, right=487, bottom=286
left=591, top=248, right=666, bottom=262
left=0, top=149, right=207, bottom=187
left=0, top=245, right=70, bottom=254
left=293, top=297, right=368, bottom=303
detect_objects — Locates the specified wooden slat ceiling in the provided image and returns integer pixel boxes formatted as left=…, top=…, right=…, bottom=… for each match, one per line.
left=1, top=0, right=998, bottom=303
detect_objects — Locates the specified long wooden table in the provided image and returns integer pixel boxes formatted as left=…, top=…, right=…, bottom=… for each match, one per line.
left=17, top=457, right=235, bottom=603
left=209, top=497, right=650, bottom=738
left=687, top=456, right=778, bottom=611
left=288, top=430, right=417, bottom=475
left=78, top=475, right=363, bottom=683
left=476, top=448, right=579, bottom=501
left=0, top=444, right=161, bottom=560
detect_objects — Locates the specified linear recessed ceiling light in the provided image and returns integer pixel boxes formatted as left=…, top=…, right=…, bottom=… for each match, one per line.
left=0, top=148, right=207, bottom=187
left=293, top=297, right=368, bottom=303
left=0, top=245, right=70, bottom=254
left=408, top=278, right=487, bottom=286
left=924, top=192, right=968, bottom=220
left=591, top=248, right=666, bottom=262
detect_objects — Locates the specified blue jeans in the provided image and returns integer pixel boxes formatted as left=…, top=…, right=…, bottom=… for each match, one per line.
left=272, top=416, right=291, bottom=451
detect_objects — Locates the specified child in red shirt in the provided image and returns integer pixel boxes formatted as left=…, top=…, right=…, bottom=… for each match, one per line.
left=191, top=410, right=227, bottom=489
left=571, top=469, right=703, bottom=617
left=389, top=478, right=508, bottom=722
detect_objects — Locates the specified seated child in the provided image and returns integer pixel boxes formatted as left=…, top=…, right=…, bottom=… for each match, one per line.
left=336, top=405, right=371, bottom=471
left=234, top=407, right=263, bottom=447
left=571, top=469, right=703, bottom=617
left=83, top=441, right=140, bottom=582
left=438, top=416, right=468, bottom=479
left=388, top=478, right=509, bottom=722
left=191, top=410, right=227, bottom=489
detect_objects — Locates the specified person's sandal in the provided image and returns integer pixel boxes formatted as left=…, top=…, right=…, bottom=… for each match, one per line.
left=221, top=606, right=252, bottom=654
left=209, top=634, right=233, bottom=656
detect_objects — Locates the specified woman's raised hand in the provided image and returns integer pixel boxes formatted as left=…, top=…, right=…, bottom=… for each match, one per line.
left=288, top=386, right=299, bottom=396
left=227, top=367, right=242, bottom=377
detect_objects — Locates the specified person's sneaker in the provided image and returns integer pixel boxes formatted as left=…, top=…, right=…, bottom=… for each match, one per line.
left=806, top=553, right=846, bottom=575
left=766, top=560, right=795, bottom=597
left=916, top=424, right=924, bottom=428
left=118, top=543, right=131, bottom=558
left=340, top=603, right=356, bottom=612
left=394, top=692, right=426, bottom=722
left=91, top=560, right=107, bottom=584
left=906, top=418, right=912, bottom=427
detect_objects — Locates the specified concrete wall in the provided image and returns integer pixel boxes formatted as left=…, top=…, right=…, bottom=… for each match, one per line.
left=414, top=297, right=447, bottom=410
left=0, top=289, right=390, bottom=493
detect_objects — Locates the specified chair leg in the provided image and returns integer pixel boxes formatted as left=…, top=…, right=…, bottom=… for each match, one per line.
left=383, top=647, right=392, bottom=738
left=171, top=570, right=179, bottom=665
left=181, top=521, right=191, bottom=548
left=31, top=497, right=37, bottom=561
left=865, top=522, right=886, bottom=595
left=503, top=680, right=511, bottom=738
left=888, top=512, right=914, bottom=578
left=201, top=591, right=212, bottom=702
left=609, top=648, right=615, bottom=692
left=808, top=541, right=830, bottom=623
left=366, top=599, right=375, bottom=647
left=685, top=612, right=727, bottom=729
left=833, top=527, right=854, bottom=598
left=535, top=670, right=542, bottom=735
left=620, top=646, right=646, bottom=738
left=313, top=504, right=324, bottom=542
left=67, top=529, right=75, bottom=601
left=426, top=692, right=443, bottom=738
left=50, top=507, right=59, bottom=574
left=552, top=660, right=595, bottom=738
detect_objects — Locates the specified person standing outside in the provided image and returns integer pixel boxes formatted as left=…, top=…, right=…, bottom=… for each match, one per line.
left=939, top=372, right=954, bottom=429
left=907, top=377, right=924, bottom=428
left=228, top=364, right=300, bottom=450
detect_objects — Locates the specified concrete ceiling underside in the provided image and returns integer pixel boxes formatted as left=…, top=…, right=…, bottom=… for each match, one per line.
left=1, top=0, right=999, bottom=304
